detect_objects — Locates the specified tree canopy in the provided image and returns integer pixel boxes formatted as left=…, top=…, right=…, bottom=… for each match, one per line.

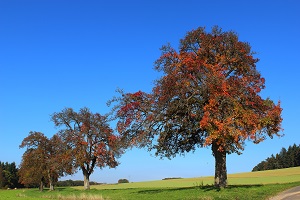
left=110, top=26, right=283, bottom=188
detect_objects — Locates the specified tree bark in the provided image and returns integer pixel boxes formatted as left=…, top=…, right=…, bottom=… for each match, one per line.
left=48, top=170, right=54, bottom=191
left=49, top=177, right=54, bottom=191
left=82, top=169, right=90, bottom=190
left=212, top=142, right=227, bottom=188
left=39, top=177, right=44, bottom=192
left=49, top=181, right=54, bottom=191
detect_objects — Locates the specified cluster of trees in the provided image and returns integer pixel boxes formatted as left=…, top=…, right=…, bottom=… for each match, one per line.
left=0, top=161, right=23, bottom=189
left=252, top=144, right=300, bottom=171
left=19, top=131, right=71, bottom=191
left=18, top=26, right=282, bottom=189
left=19, top=107, right=123, bottom=191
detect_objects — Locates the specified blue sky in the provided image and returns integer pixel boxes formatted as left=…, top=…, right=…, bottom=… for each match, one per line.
left=0, top=0, right=299, bottom=183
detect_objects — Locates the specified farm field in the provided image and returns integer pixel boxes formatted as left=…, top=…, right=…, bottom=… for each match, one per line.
left=0, top=167, right=299, bottom=200
left=89, top=166, right=300, bottom=190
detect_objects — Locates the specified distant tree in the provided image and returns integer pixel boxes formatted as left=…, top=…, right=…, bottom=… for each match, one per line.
left=19, top=132, right=72, bottom=191
left=0, top=166, right=3, bottom=188
left=266, top=154, right=276, bottom=170
left=296, top=146, right=300, bottom=166
left=19, top=151, right=43, bottom=189
left=7, top=162, right=19, bottom=188
left=279, top=147, right=288, bottom=168
left=118, top=179, right=129, bottom=183
left=51, top=107, right=123, bottom=190
left=291, top=144, right=300, bottom=166
left=19, top=132, right=49, bottom=191
left=275, top=154, right=282, bottom=169
left=110, top=26, right=283, bottom=188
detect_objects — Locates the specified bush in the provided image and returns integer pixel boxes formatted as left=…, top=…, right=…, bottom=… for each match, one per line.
left=162, top=177, right=182, bottom=180
left=118, top=179, right=129, bottom=183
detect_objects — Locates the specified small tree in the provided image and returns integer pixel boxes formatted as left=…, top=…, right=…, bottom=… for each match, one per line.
left=118, top=179, right=129, bottom=183
left=51, top=107, right=123, bottom=190
left=19, top=132, right=49, bottom=191
left=110, top=26, right=283, bottom=188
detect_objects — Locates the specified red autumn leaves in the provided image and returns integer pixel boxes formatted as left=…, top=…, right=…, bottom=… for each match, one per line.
left=111, top=26, right=282, bottom=188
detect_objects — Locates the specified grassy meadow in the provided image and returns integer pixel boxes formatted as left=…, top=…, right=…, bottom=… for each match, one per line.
left=1, top=167, right=299, bottom=200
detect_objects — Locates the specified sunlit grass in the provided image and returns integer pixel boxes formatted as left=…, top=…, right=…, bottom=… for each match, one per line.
left=88, top=167, right=300, bottom=190
left=0, top=167, right=299, bottom=200
left=4, top=182, right=299, bottom=200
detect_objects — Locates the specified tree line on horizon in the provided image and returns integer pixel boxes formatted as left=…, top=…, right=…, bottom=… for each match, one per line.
left=56, top=179, right=102, bottom=187
left=0, top=162, right=101, bottom=189
left=252, top=144, right=300, bottom=171
left=16, top=26, right=282, bottom=190
left=0, top=161, right=23, bottom=189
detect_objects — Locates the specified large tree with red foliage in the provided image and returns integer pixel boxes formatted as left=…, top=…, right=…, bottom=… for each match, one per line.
left=110, top=26, right=283, bottom=188
left=51, top=107, right=122, bottom=190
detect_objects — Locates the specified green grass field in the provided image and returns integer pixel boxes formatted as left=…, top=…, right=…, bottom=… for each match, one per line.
left=88, top=166, right=300, bottom=190
left=1, top=167, right=299, bottom=200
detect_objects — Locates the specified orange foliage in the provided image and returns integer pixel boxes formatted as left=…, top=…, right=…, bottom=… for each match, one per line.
left=113, top=26, right=283, bottom=158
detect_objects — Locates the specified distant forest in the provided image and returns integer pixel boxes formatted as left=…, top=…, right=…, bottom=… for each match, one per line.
left=0, top=161, right=23, bottom=189
left=252, top=144, right=300, bottom=171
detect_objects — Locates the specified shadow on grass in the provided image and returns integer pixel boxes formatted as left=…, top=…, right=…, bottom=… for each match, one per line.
left=137, top=184, right=264, bottom=194
left=33, top=187, right=71, bottom=192
left=54, top=187, right=70, bottom=191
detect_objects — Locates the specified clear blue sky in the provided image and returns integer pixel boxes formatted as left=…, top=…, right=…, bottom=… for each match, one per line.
left=0, top=0, right=299, bottom=184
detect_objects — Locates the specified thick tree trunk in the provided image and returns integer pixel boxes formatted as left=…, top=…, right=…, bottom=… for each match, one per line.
left=83, top=169, right=90, bottom=190
left=212, top=142, right=228, bottom=189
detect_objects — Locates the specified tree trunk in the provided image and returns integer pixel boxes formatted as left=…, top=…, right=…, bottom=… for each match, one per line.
left=83, top=169, right=90, bottom=190
left=48, top=171, right=54, bottom=191
left=212, top=142, right=227, bottom=188
left=39, top=178, right=44, bottom=192
left=49, top=178, right=54, bottom=191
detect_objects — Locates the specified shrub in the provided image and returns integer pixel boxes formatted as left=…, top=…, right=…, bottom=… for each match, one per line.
left=118, top=179, right=129, bottom=183
left=162, top=177, right=182, bottom=180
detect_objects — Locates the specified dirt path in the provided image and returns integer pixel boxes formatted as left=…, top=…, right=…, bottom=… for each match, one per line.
left=269, top=186, right=300, bottom=200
